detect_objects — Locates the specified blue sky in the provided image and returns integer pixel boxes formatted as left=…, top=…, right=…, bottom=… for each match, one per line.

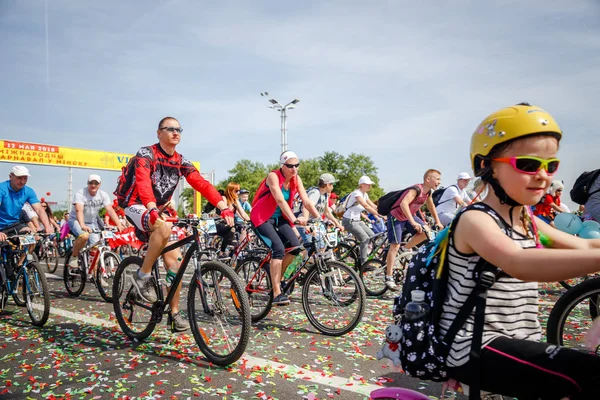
left=1, top=0, right=599, bottom=210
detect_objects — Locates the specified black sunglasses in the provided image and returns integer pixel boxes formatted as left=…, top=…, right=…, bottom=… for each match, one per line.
left=160, top=127, right=183, bottom=134
left=284, top=163, right=300, bottom=169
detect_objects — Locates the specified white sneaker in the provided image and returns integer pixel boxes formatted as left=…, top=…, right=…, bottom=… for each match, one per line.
left=385, top=276, right=399, bottom=291
left=67, top=257, right=79, bottom=269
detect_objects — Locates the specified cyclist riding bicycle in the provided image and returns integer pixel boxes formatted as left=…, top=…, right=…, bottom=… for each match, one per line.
left=294, top=173, right=344, bottom=246
left=440, top=103, right=600, bottom=398
left=436, top=172, right=473, bottom=227
left=341, top=175, right=385, bottom=267
left=384, top=169, right=444, bottom=290
left=215, top=182, right=250, bottom=258
left=67, top=174, right=125, bottom=287
left=0, top=166, right=52, bottom=276
left=250, top=150, right=321, bottom=306
left=122, top=116, right=234, bottom=332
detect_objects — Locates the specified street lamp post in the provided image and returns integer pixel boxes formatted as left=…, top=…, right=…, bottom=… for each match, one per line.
left=261, top=93, right=300, bottom=153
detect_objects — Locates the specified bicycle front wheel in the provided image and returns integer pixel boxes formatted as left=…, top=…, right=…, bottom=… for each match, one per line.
left=547, top=278, right=600, bottom=347
left=302, top=260, right=366, bottom=336
left=97, top=251, right=121, bottom=303
left=63, top=252, right=86, bottom=297
left=360, top=259, right=387, bottom=297
left=188, top=261, right=251, bottom=366
left=112, top=256, right=157, bottom=341
left=44, top=243, right=60, bottom=273
left=23, top=261, right=50, bottom=326
left=12, top=272, right=26, bottom=306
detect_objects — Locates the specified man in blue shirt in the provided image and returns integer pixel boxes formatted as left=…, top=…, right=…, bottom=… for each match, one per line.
left=0, top=166, right=51, bottom=241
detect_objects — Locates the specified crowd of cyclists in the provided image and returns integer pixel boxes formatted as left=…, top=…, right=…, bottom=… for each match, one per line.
left=2, top=106, right=600, bottom=398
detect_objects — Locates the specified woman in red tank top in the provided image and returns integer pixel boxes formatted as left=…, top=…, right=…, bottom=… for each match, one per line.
left=251, top=151, right=321, bottom=306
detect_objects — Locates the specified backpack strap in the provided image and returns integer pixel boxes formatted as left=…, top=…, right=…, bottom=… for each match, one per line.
left=440, top=203, right=512, bottom=399
left=437, top=184, right=458, bottom=207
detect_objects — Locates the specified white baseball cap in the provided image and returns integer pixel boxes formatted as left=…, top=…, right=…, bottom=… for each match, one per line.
left=280, top=150, right=299, bottom=164
left=319, top=173, right=338, bottom=184
left=11, top=165, right=30, bottom=177
left=88, top=174, right=102, bottom=183
left=358, top=175, right=374, bottom=185
left=457, top=172, right=472, bottom=181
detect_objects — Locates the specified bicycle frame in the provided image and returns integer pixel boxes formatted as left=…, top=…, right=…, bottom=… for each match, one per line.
left=131, top=223, right=223, bottom=323
left=78, top=236, right=112, bottom=279
left=0, top=242, right=36, bottom=296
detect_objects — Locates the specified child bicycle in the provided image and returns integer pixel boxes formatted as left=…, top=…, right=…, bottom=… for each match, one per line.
left=112, top=216, right=251, bottom=366
left=63, top=229, right=121, bottom=302
left=0, top=233, right=50, bottom=326
left=235, top=221, right=366, bottom=336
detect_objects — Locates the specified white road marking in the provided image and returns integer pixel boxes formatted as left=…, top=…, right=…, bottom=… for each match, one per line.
left=40, top=305, right=381, bottom=396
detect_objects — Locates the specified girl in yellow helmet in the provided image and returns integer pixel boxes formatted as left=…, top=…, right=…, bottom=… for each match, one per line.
left=438, top=103, right=600, bottom=398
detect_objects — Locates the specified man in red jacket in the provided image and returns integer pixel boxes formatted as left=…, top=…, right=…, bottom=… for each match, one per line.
left=123, top=116, right=233, bottom=332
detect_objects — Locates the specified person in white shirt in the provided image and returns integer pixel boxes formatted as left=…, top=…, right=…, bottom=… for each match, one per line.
left=67, top=174, right=124, bottom=286
left=341, top=175, right=384, bottom=265
left=436, top=172, right=473, bottom=227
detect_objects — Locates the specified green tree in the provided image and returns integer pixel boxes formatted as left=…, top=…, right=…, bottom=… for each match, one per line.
left=319, top=151, right=346, bottom=176
left=216, top=159, right=270, bottom=202
left=334, top=152, right=384, bottom=199
left=298, top=158, right=322, bottom=189
left=215, top=151, right=384, bottom=203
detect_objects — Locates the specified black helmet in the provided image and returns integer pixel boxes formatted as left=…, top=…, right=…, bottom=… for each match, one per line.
left=239, top=189, right=249, bottom=195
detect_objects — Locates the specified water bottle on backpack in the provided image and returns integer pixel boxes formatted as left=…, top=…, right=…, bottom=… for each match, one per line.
left=403, top=290, right=430, bottom=321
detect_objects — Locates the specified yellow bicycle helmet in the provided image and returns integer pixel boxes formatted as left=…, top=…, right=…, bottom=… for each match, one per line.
left=470, top=103, right=562, bottom=176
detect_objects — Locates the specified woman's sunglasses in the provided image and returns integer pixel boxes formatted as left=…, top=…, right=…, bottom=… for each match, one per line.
left=284, top=163, right=300, bottom=169
left=493, top=156, right=560, bottom=175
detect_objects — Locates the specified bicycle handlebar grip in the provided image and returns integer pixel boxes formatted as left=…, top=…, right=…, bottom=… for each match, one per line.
left=164, top=217, right=179, bottom=223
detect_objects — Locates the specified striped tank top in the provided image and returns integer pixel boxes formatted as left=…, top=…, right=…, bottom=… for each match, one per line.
left=438, top=203, right=541, bottom=367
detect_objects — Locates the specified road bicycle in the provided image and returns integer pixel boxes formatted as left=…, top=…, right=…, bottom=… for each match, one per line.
left=235, top=221, right=366, bottom=336
left=63, top=230, right=121, bottom=302
left=0, top=233, right=50, bottom=326
left=112, top=216, right=251, bottom=366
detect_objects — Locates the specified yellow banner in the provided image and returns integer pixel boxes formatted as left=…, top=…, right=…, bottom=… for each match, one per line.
left=0, top=139, right=132, bottom=170
left=0, top=140, right=203, bottom=214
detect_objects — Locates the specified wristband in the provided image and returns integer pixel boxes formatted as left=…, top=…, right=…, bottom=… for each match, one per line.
left=220, top=208, right=234, bottom=219
left=149, top=208, right=160, bottom=225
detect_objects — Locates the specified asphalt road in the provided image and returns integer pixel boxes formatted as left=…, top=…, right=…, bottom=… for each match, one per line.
left=0, top=258, right=467, bottom=400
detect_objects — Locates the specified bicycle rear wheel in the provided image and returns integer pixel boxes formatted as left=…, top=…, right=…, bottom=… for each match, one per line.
left=63, top=252, right=86, bottom=297
left=302, top=260, right=366, bottom=336
left=360, top=259, right=387, bottom=297
left=112, top=256, right=157, bottom=341
left=23, top=261, right=50, bottom=326
left=44, top=243, right=60, bottom=273
left=97, top=251, right=121, bottom=303
left=234, top=256, right=272, bottom=322
left=188, top=261, right=251, bottom=366
left=547, top=278, right=600, bottom=348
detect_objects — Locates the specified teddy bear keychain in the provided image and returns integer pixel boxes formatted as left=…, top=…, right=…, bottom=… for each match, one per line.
left=376, top=324, right=402, bottom=367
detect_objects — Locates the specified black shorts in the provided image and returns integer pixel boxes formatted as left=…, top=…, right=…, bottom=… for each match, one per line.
left=255, top=218, right=300, bottom=260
